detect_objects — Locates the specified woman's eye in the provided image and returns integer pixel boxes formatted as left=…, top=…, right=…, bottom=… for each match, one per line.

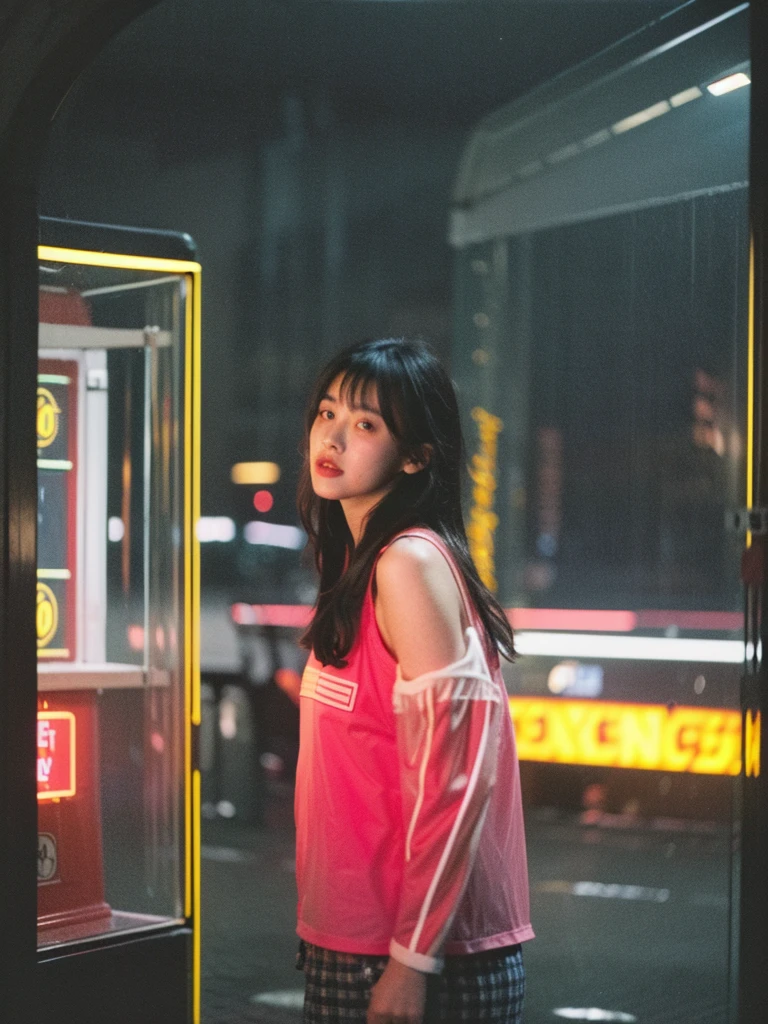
left=319, top=409, right=333, bottom=420
left=358, top=420, right=374, bottom=432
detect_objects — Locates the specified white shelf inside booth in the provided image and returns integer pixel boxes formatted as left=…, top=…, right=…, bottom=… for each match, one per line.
left=37, top=663, right=171, bottom=691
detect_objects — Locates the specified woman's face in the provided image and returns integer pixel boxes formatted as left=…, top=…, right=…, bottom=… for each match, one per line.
left=309, top=375, right=415, bottom=509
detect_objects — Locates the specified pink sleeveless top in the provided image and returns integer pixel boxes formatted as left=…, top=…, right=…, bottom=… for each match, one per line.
left=294, top=529, right=533, bottom=972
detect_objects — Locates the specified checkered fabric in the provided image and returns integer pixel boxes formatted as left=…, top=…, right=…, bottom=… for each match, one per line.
left=296, top=941, right=525, bottom=1023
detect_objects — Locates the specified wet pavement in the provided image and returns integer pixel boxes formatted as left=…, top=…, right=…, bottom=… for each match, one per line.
left=202, top=784, right=301, bottom=1024
left=201, top=782, right=734, bottom=1024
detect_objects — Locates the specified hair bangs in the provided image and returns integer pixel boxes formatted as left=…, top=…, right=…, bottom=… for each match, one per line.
left=323, top=345, right=408, bottom=448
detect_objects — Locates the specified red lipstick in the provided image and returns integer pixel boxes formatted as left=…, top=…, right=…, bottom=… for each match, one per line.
left=315, top=457, right=343, bottom=478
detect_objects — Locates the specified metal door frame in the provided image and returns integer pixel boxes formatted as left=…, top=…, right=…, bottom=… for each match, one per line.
left=1, top=0, right=767, bottom=1020
left=0, top=4, right=161, bottom=1020
left=738, top=2, right=768, bottom=1017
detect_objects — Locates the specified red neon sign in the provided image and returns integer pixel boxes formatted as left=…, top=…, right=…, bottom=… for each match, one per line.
left=37, top=711, right=76, bottom=801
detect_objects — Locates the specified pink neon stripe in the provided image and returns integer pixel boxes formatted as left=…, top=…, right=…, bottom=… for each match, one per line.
left=231, top=604, right=742, bottom=633
left=231, top=603, right=313, bottom=628
left=507, top=609, right=638, bottom=632
left=635, top=610, right=742, bottom=631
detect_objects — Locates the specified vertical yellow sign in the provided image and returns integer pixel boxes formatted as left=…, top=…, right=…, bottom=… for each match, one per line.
left=745, top=709, right=761, bottom=778
left=468, top=407, right=503, bottom=592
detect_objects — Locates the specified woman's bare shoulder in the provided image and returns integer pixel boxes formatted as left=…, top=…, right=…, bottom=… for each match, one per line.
left=375, top=535, right=465, bottom=674
left=377, top=533, right=443, bottom=573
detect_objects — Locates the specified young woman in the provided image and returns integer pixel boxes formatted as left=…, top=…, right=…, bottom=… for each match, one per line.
left=294, top=338, right=533, bottom=1024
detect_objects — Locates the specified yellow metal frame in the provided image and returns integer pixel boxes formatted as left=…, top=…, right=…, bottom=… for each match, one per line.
left=38, top=246, right=201, bottom=276
left=38, top=244, right=202, bottom=1022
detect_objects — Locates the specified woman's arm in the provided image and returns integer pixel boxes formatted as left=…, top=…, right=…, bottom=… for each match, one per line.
left=368, top=537, right=502, bottom=1023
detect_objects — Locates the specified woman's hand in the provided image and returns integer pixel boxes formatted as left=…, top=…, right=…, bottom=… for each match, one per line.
left=367, top=958, right=427, bottom=1024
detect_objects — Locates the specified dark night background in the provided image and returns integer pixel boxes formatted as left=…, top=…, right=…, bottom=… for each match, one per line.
left=41, top=0, right=678, bottom=591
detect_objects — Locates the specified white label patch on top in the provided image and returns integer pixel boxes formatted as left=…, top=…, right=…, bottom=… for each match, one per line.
left=300, top=665, right=358, bottom=712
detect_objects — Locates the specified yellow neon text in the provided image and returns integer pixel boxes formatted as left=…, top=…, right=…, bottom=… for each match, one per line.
left=510, top=698, right=743, bottom=775
left=467, top=407, right=503, bottom=592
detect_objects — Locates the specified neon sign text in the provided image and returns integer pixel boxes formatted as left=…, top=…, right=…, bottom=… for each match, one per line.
left=510, top=698, right=745, bottom=775
left=37, top=711, right=76, bottom=800
left=467, top=407, right=503, bottom=592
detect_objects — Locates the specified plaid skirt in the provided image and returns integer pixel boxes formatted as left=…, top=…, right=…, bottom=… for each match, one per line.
left=296, top=940, right=525, bottom=1023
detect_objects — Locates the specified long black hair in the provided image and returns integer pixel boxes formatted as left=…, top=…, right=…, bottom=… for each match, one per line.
left=297, top=337, right=515, bottom=668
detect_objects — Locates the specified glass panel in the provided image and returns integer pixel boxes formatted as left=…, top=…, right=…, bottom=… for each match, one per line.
left=453, top=31, right=749, bottom=1024
left=37, top=257, right=188, bottom=948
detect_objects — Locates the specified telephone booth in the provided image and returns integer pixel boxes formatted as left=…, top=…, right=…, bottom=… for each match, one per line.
left=35, top=217, right=201, bottom=1024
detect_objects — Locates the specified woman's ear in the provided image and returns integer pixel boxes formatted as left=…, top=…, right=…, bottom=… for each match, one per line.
left=402, top=444, right=433, bottom=475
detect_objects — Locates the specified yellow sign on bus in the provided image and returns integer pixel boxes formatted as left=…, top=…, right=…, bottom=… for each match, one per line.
left=509, top=697, right=746, bottom=775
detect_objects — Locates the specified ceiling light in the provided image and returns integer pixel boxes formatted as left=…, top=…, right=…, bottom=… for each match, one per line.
left=669, top=85, right=703, bottom=107
left=707, top=72, right=750, bottom=96
left=612, top=100, right=670, bottom=135
left=546, top=142, right=581, bottom=165
left=553, top=1010, right=637, bottom=1022
left=581, top=129, right=611, bottom=149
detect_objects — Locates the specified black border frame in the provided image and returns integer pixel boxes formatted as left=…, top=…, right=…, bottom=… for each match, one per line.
left=1, top=0, right=767, bottom=1020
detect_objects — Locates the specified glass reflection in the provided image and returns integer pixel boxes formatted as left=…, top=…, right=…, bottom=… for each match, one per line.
left=452, top=5, right=749, bottom=1020
left=37, top=257, right=190, bottom=948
